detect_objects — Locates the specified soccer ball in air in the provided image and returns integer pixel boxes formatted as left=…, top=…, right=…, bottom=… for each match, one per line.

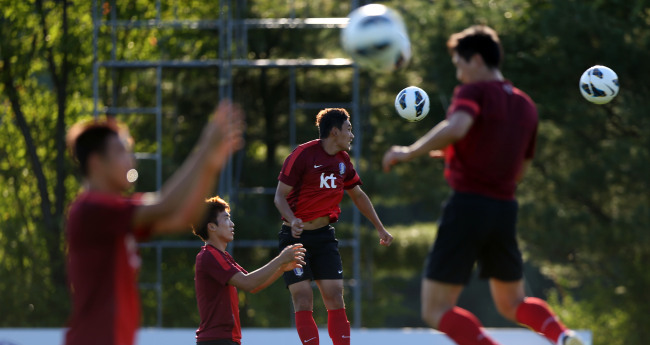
left=341, top=4, right=411, bottom=72
left=579, top=65, right=619, bottom=104
left=395, top=86, right=430, bottom=122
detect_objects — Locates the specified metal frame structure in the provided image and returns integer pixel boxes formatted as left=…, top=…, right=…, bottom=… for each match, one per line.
left=92, top=0, right=364, bottom=328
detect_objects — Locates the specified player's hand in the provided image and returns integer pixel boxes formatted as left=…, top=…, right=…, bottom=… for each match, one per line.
left=202, top=100, right=246, bottom=169
left=429, top=150, right=445, bottom=159
left=278, top=244, right=306, bottom=271
left=290, top=218, right=304, bottom=238
left=382, top=146, right=411, bottom=172
left=377, top=228, right=394, bottom=247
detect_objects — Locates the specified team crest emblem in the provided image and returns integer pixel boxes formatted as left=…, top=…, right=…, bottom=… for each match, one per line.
left=339, top=162, right=346, bottom=175
left=294, top=267, right=304, bottom=277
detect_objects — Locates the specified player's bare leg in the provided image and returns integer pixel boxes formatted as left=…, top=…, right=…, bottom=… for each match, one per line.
left=421, top=279, right=500, bottom=345
left=490, top=278, right=584, bottom=345
left=315, top=279, right=344, bottom=310
left=316, top=279, right=349, bottom=345
left=289, top=281, right=319, bottom=344
left=489, top=278, right=525, bottom=321
left=420, top=279, right=463, bottom=328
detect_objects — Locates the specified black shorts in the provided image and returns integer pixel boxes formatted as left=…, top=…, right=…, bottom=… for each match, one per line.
left=279, top=224, right=343, bottom=286
left=425, top=191, right=523, bottom=285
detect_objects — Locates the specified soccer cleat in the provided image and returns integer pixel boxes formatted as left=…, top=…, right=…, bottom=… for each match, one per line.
left=558, top=330, right=585, bottom=345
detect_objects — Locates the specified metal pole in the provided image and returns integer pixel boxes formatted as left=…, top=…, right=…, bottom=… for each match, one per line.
left=289, top=67, right=297, bottom=149
left=217, top=0, right=227, bottom=197
left=92, top=0, right=99, bottom=118
left=156, top=243, right=163, bottom=327
left=351, top=65, right=362, bottom=328
left=155, top=65, right=163, bottom=191
left=110, top=0, right=117, bottom=113
left=226, top=0, right=234, bottom=202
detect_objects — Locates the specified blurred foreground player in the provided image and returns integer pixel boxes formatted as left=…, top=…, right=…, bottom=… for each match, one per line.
left=192, top=196, right=306, bottom=345
left=274, top=108, right=393, bottom=345
left=64, top=101, right=244, bottom=345
left=382, top=26, right=584, bottom=345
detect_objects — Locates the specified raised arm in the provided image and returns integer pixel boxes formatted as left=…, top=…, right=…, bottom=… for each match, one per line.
left=134, top=101, right=245, bottom=235
left=382, top=111, right=474, bottom=172
left=346, top=185, right=393, bottom=247
left=229, top=244, right=306, bottom=293
left=274, top=181, right=304, bottom=238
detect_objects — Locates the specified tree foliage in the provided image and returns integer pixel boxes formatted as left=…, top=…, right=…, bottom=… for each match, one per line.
left=1, top=1, right=649, bottom=344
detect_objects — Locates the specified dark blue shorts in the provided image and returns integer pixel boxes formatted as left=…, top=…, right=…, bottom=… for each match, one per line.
left=425, top=192, right=523, bottom=284
left=279, top=224, right=343, bottom=286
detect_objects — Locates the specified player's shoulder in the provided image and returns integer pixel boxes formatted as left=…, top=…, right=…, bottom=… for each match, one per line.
left=196, top=245, right=219, bottom=265
left=289, top=139, right=321, bottom=159
left=294, top=139, right=320, bottom=152
left=510, top=84, right=535, bottom=103
left=336, top=150, right=352, bottom=162
left=69, top=191, right=132, bottom=216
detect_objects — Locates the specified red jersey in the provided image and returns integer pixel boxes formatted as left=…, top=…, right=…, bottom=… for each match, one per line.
left=278, top=139, right=362, bottom=223
left=65, top=191, right=151, bottom=345
left=195, top=245, right=247, bottom=344
left=444, top=80, right=538, bottom=200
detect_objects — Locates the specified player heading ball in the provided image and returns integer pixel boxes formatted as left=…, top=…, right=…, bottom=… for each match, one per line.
left=383, top=25, right=584, bottom=345
left=274, top=108, right=393, bottom=345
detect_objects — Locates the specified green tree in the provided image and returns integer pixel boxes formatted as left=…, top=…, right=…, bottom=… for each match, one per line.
left=0, top=0, right=94, bottom=325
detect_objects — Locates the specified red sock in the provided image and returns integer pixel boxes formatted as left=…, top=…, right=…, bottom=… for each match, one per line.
left=295, top=311, right=319, bottom=345
left=438, top=307, right=500, bottom=345
left=516, top=297, right=567, bottom=344
left=327, top=308, right=350, bottom=345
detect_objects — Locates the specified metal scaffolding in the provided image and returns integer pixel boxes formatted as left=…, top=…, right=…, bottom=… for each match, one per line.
left=92, top=0, right=364, bottom=328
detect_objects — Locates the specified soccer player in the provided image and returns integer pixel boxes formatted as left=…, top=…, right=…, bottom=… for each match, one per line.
left=274, top=108, right=393, bottom=345
left=64, top=101, right=244, bottom=345
left=192, top=195, right=306, bottom=345
left=382, top=26, right=584, bottom=345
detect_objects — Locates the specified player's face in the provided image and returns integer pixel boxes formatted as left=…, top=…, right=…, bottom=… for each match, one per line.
left=214, top=211, right=235, bottom=243
left=334, top=120, right=354, bottom=151
left=452, top=52, right=475, bottom=84
left=98, top=135, right=135, bottom=192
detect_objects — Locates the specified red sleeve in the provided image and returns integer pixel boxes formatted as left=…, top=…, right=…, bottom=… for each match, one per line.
left=202, top=250, right=241, bottom=286
left=448, top=84, right=482, bottom=119
left=343, top=154, right=362, bottom=190
left=278, top=149, right=307, bottom=187
left=129, top=193, right=153, bottom=242
left=525, top=123, right=538, bottom=159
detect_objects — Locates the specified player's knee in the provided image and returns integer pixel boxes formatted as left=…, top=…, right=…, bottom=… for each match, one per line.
left=292, top=295, right=313, bottom=311
left=321, top=289, right=344, bottom=308
left=290, top=288, right=313, bottom=311
left=494, top=298, right=521, bottom=321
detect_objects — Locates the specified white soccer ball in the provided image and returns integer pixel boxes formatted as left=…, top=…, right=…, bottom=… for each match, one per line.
left=395, top=86, right=430, bottom=122
left=341, top=4, right=411, bottom=73
left=579, top=65, right=619, bottom=104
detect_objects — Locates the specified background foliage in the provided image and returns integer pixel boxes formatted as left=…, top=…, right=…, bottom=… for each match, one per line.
left=1, top=1, right=649, bottom=345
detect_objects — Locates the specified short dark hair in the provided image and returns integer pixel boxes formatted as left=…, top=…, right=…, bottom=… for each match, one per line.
left=315, top=108, right=350, bottom=139
left=447, top=25, right=503, bottom=69
left=66, top=118, right=128, bottom=177
left=192, top=196, right=231, bottom=241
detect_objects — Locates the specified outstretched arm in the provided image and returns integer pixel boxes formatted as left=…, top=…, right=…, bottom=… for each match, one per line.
left=382, top=111, right=473, bottom=172
left=134, top=101, right=245, bottom=235
left=346, top=185, right=393, bottom=247
left=229, top=244, right=306, bottom=293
